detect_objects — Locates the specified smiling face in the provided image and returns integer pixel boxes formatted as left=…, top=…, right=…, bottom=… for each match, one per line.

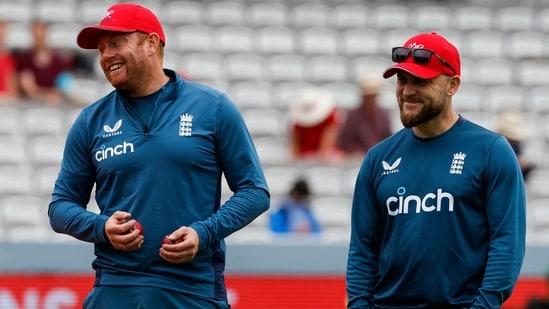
left=97, top=31, right=152, bottom=95
left=395, top=71, right=454, bottom=129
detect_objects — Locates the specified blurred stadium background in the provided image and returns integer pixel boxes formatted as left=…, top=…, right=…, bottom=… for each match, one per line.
left=1, top=0, right=549, bottom=308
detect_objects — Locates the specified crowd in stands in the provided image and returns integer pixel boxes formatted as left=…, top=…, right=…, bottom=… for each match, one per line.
left=0, top=18, right=94, bottom=107
left=0, top=0, right=548, bottom=242
left=269, top=72, right=394, bottom=235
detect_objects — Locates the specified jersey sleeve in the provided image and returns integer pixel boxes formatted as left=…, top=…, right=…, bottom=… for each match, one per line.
left=190, top=94, right=270, bottom=250
left=471, top=135, right=526, bottom=307
left=346, top=152, right=380, bottom=308
left=48, top=109, right=109, bottom=244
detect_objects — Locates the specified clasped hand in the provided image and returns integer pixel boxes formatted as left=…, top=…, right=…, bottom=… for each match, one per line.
left=104, top=211, right=200, bottom=264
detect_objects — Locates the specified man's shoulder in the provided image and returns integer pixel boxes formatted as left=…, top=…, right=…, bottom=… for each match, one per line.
left=363, top=128, right=408, bottom=157
left=85, top=90, right=117, bottom=109
left=456, top=116, right=502, bottom=140
left=182, top=80, right=224, bottom=98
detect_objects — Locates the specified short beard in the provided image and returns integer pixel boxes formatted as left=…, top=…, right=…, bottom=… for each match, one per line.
left=400, top=100, right=445, bottom=128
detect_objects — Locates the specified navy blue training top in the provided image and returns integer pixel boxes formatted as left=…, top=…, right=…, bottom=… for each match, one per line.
left=48, top=69, right=270, bottom=302
left=346, top=117, right=526, bottom=308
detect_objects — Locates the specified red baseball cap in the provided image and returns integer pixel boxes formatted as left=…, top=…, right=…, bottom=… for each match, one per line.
left=383, top=32, right=460, bottom=79
left=77, top=3, right=166, bottom=49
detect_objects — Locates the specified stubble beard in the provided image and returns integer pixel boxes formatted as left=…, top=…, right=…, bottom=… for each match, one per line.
left=399, top=99, right=445, bottom=128
left=106, top=56, right=147, bottom=94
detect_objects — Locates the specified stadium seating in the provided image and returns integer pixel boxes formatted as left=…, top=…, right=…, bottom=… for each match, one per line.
left=305, top=55, right=348, bottom=84
left=161, top=1, right=203, bottom=26
left=0, top=107, right=22, bottom=138
left=245, top=2, right=288, bottom=28
left=339, top=28, right=382, bottom=58
left=4, top=22, right=32, bottom=50
left=1, top=0, right=549, bottom=243
left=290, top=2, right=330, bottom=29
left=465, top=30, right=505, bottom=58
left=242, top=108, right=286, bottom=137
left=505, top=30, right=546, bottom=60
left=452, top=6, right=493, bottom=32
left=469, top=58, right=515, bottom=86
left=323, top=81, right=360, bottom=109
left=229, top=81, right=273, bottom=109
left=369, top=4, right=410, bottom=31
left=493, top=6, right=534, bottom=32
left=298, top=27, right=338, bottom=56
left=35, top=0, right=76, bottom=24
left=0, top=2, right=32, bottom=24
left=205, top=1, right=245, bottom=27
left=255, top=26, right=297, bottom=55
left=330, top=3, right=368, bottom=30
left=265, top=54, right=307, bottom=83
left=215, top=25, right=255, bottom=54
left=410, top=5, right=451, bottom=31
left=226, top=52, right=266, bottom=82
left=453, top=84, right=484, bottom=113
left=173, top=24, right=214, bottom=53
left=179, top=52, right=224, bottom=84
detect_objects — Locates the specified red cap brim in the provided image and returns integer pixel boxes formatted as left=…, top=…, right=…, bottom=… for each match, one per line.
left=77, top=25, right=137, bottom=49
left=383, top=62, right=443, bottom=79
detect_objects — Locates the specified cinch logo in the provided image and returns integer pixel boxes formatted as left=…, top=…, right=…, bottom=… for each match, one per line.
left=95, top=141, right=134, bottom=162
left=386, top=187, right=454, bottom=216
left=103, top=119, right=123, bottom=138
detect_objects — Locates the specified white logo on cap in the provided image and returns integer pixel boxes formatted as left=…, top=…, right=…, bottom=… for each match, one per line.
left=102, top=9, right=114, bottom=21
left=408, top=42, right=424, bottom=49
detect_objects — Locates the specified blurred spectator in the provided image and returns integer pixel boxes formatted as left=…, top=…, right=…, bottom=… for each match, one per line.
left=0, top=20, right=18, bottom=103
left=526, top=271, right=549, bottom=308
left=288, top=86, right=342, bottom=164
left=336, top=73, right=393, bottom=158
left=15, top=20, right=74, bottom=106
left=528, top=297, right=549, bottom=309
left=495, top=110, right=535, bottom=181
left=179, top=70, right=191, bottom=80
left=270, top=178, right=322, bottom=234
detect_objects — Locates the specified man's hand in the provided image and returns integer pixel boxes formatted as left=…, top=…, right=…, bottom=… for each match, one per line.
left=104, top=211, right=144, bottom=251
left=159, top=226, right=200, bottom=263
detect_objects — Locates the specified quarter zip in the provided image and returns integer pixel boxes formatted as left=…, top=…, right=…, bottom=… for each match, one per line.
left=121, top=100, right=150, bottom=140
left=120, top=87, right=165, bottom=141
left=142, top=90, right=163, bottom=139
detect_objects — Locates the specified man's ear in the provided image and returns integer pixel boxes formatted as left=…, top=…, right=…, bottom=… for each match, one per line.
left=146, top=33, right=161, bottom=56
left=447, top=75, right=461, bottom=96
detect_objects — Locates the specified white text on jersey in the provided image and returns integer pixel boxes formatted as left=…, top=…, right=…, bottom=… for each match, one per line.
left=386, top=187, right=454, bottom=216
left=95, top=142, right=134, bottom=162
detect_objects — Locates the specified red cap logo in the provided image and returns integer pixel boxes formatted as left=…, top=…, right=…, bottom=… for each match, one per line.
left=77, top=3, right=165, bottom=49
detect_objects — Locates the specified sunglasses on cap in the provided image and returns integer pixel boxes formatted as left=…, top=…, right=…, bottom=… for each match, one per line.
left=391, top=47, right=457, bottom=76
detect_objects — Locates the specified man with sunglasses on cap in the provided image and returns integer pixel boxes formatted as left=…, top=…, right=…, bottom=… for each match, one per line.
left=346, top=32, right=525, bottom=308
left=47, top=3, right=269, bottom=308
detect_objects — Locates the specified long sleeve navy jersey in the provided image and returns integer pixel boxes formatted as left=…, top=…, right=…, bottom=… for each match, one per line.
left=346, top=116, right=526, bottom=308
left=48, top=70, right=270, bottom=302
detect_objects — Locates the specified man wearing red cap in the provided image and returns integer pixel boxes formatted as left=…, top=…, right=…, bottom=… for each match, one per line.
left=48, top=3, right=269, bottom=308
left=346, top=32, right=526, bottom=308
